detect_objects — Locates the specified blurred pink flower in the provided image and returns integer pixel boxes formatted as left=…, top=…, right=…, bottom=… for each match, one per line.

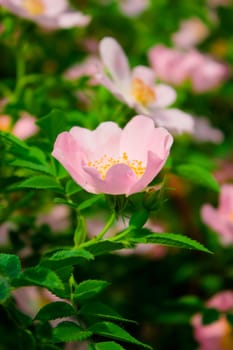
left=214, top=159, right=233, bottom=183
left=86, top=216, right=167, bottom=259
left=98, top=37, right=193, bottom=134
left=192, top=117, right=224, bottom=143
left=0, top=112, right=38, bottom=139
left=0, top=0, right=90, bottom=29
left=148, top=45, right=229, bottom=93
left=192, top=291, right=233, bottom=350
left=64, top=56, right=101, bottom=85
left=13, top=286, right=61, bottom=318
left=201, top=184, right=233, bottom=245
left=119, top=0, right=149, bottom=17
left=52, top=115, right=173, bottom=195
left=36, top=204, right=70, bottom=232
left=172, top=17, right=209, bottom=49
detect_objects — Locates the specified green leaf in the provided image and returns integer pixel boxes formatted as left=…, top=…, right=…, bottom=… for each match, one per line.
left=129, top=209, right=148, bottom=228
left=35, top=302, right=76, bottom=321
left=129, top=231, right=211, bottom=253
left=74, top=280, right=110, bottom=303
left=52, top=321, right=92, bottom=342
left=79, top=302, right=136, bottom=324
left=10, top=158, right=52, bottom=175
left=174, top=164, right=219, bottom=192
left=14, top=266, right=64, bottom=293
left=94, top=342, right=126, bottom=350
left=36, top=109, right=69, bottom=145
left=17, top=175, right=63, bottom=192
left=85, top=240, right=124, bottom=256
left=18, top=330, right=36, bottom=350
left=0, top=253, right=21, bottom=279
left=0, top=277, right=10, bottom=303
left=202, top=308, right=220, bottom=325
left=78, top=194, right=104, bottom=211
left=0, top=131, right=28, bottom=151
left=45, top=248, right=94, bottom=268
left=226, top=313, right=233, bottom=327
left=89, top=322, right=152, bottom=349
left=65, top=179, right=82, bottom=196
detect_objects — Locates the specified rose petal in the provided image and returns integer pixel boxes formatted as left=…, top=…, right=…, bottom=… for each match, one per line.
left=84, top=163, right=138, bottom=195
left=151, top=108, right=194, bottom=134
left=99, top=37, right=131, bottom=90
left=150, top=84, right=176, bottom=108
left=131, top=65, right=156, bottom=86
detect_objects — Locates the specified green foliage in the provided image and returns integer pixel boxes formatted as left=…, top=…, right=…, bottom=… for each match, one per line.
left=126, top=230, right=211, bottom=253
left=85, top=240, right=125, bottom=256
left=14, top=266, right=64, bottom=293
left=35, top=302, right=76, bottom=321
left=74, top=280, right=110, bottom=303
left=174, top=164, right=220, bottom=192
left=202, top=308, right=220, bottom=325
left=43, top=248, right=94, bottom=268
left=0, top=253, right=21, bottom=279
left=17, top=175, right=63, bottom=192
left=79, top=302, right=136, bottom=324
left=92, top=342, right=126, bottom=350
left=36, top=109, right=70, bottom=145
left=89, top=322, right=152, bottom=349
left=52, top=321, right=92, bottom=343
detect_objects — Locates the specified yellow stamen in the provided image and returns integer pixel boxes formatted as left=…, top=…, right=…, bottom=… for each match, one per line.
left=229, top=212, right=233, bottom=221
left=131, top=78, right=156, bottom=106
left=87, top=152, right=146, bottom=180
left=220, top=321, right=233, bottom=350
left=22, top=0, right=45, bottom=16
left=0, top=116, right=11, bottom=132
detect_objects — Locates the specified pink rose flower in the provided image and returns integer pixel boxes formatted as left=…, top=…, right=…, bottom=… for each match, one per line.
left=64, top=56, right=101, bottom=85
left=148, top=45, right=229, bottom=93
left=192, top=291, right=233, bottom=350
left=97, top=37, right=193, bottom=134
left=52, top=115, right=173, bottom=196
left=0, top=112, right=38, bottom=139
left=201, top=184, right=233, bottom=245
left=0, top=0, right=90, bottom=29
left=172, top=17, right=209, bottom=49
left=119, top=0, right=149, bottom=17
left=192, top=117, right=224, bottom=143
left=13, top=286, right=61, bottom=318
left=36, top=204, right=70, bottom=232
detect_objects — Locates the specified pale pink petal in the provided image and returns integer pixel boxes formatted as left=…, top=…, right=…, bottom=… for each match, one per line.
left=96, top=70, right=130, bottom=105
left=127, top=151, right=168, bottom=195
left=150, top=84, right=176, bottom=108
left=84, top=163, right=138, bottom=195
left=201, top=204, right=232, bottom=242
left=12, top=114, right=38, bottom=139
left=193, top=117, right=224, bottom=143
left=151, top=108, right=194, bottom=134
left=207, top=291, right=233, bottom=311
left=119, top=0, right=149, bottom=17
left=99, top=37, right=131, bottom=89
left=219, top=184, right=233, bottom=213
left=120, top=115, right=157, bottom=161
left=52, top=132, right=96, bottom=193
left=56, top=11, right=91, bottom=28
left=131, top=65, right=156, bottom=86
left=70, top=122, right=121, bottom=160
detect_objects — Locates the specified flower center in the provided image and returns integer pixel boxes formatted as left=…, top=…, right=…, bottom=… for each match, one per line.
left=22, top=0, right=45, bottom=16
left=0, top=116, right=11, bottom=132
left=87, top=152, right=146, bottom=179
left=220, top=322, right=233, bottom=350
left=131, top=78, right=156, bottom=106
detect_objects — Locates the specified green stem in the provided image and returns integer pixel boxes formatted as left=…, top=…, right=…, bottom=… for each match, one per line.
left=95, top=212, right=116, bottom=241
